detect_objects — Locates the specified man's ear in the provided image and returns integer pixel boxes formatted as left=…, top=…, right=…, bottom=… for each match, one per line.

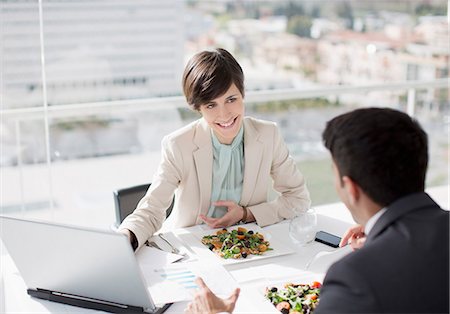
left=342, top=176, right=360, bottom=205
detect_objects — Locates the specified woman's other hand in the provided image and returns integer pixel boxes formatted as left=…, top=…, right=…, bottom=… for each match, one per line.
left=185, top=277, right=240, bottom=314
left=199, top=200, right=251, bottom=228
left=340, top=224, right=366, bottom=250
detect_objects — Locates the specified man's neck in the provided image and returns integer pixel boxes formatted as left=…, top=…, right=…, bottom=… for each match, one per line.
left=358, top=195, right=383, bottom=227
left=364, top=207, right=387, bottom=235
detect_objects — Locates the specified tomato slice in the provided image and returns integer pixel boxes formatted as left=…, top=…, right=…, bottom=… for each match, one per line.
left=311, top=281, right=322, bottom=288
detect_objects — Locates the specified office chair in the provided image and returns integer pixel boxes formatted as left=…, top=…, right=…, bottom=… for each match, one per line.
left=112, top=183, right=174, bottom=228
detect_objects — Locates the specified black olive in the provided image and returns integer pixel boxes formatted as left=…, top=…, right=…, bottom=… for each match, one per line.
left=222, top=228, right=227, bottom=231
left=237, top=231, right=244, bottom=235
left=270, top=287, right=277, bottom=292
left=241, top=252, right=247, bottom=258
left=248, top=230, right=254, bottom=234
left=208, top=244, right=215, bottom=251
left=280, top=308, right=289, bottom=314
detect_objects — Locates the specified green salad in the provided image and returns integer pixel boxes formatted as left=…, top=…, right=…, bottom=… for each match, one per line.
left=201, top=227, right=272, bottom=259
left=265, top=281, right=321, bottom=314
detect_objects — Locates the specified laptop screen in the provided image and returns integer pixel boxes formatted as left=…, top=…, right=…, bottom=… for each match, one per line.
left=0, top=216, right=157, bottom=312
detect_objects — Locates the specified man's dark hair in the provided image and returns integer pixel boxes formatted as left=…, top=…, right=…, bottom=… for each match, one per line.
left=322, top=108, right=428, bottom=207
left=182, top=48, right=245, bottom=111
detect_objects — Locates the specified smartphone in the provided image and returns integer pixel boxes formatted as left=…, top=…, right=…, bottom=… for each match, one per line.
left=315, top=231, right=341, bottom=248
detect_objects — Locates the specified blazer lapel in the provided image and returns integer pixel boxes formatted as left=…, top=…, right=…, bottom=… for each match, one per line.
left=240, top=118, right=264, bottom=206
left=193, top=119, right=213, bottom=222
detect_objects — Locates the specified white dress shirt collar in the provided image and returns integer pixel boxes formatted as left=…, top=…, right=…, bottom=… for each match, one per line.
left=365, top=207, right=387, bottom=235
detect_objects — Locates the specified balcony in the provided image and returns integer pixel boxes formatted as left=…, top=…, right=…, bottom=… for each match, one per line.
left=1, top=0, right=448, bottom=229
left=1, top=78, right=448, bottom=229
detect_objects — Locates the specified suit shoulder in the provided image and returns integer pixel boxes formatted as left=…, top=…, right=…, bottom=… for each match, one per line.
left=245, top=116, right=276, bottom=127
left=244, top=117, right=278, bottom=134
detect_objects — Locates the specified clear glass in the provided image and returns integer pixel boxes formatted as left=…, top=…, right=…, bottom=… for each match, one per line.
left=1, top=1, right=447, bottom=229
left=289, top=208, right=318, bottom=246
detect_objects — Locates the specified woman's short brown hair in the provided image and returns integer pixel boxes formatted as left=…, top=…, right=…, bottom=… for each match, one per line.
left=182, top=48, right=245, bottom=111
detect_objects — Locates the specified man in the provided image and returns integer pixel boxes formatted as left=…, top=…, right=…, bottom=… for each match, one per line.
left=185, top=108, right=449, bottom=314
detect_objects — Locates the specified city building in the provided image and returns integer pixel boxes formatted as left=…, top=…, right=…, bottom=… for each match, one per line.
left=1, top=0, right=185, bottom=109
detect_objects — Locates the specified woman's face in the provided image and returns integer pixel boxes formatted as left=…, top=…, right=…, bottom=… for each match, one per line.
left=198, top=83, right=244, bottom=145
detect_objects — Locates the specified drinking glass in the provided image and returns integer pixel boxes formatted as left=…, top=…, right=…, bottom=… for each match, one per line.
left=289, top=208, right=318, bottom=246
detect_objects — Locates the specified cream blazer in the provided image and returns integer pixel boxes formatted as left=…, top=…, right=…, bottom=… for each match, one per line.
left=119, top=117, right=311, bottom=247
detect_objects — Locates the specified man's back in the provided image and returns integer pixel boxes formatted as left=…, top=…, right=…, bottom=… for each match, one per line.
left=316, top=193, right=449, bottom=313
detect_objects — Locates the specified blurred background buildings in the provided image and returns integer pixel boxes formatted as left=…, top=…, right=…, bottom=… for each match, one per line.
left=1, top=0, right=448, bottom=227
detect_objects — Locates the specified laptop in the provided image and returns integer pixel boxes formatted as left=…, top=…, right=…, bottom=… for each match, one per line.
left=0, top=215, right=171, bottom=314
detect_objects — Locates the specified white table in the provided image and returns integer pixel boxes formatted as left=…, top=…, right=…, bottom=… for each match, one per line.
left=1, top=212, right=352, bottom=314
left=3, top=185, right=447, bottom=313
left=178, top=214, right=353, bottom=314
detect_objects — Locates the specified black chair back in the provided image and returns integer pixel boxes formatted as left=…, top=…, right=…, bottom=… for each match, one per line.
left=112, top=183, right=174, bottom=227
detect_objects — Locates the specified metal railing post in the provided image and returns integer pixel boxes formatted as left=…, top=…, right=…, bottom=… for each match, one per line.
left=14, top=119, right=26, bottom=215
left=407, top=88, right=416, bottom=117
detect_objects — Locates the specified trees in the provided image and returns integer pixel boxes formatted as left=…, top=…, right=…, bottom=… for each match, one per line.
left=287, top=15, right=312, bottom=38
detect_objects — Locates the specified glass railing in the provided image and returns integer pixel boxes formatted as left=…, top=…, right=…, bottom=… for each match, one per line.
left=1, top=78, right=448, bottom=228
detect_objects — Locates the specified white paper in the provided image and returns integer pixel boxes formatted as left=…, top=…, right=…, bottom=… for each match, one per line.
left=187, top=261, right=238, bottom=297
left=136, top=246, right=184, bottom=267
left=144, top=264, right=196, bottom=304
left=141, top=261, right=238, bottom=305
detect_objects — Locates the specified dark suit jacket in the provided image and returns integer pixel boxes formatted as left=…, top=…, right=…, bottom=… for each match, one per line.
left=316, top=192, right=449, bottom=313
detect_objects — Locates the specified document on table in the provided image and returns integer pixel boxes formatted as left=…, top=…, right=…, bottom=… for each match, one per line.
left=136, top=246, right=184, bottom=267
left=140, top=261, right=238, bottom=305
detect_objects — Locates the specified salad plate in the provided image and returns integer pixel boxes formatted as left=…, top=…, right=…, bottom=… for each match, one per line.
left=189, top=223, right=295, bottom=265
left=259, top=272, right=325, bottom=314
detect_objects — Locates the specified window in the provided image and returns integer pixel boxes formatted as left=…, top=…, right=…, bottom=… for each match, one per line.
left=1, top=0, right=448, bottom=228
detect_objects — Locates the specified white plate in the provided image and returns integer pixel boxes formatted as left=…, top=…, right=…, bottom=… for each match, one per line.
left=259, top=272, right=325, bottom=292
left=188, top=223, right=295, bottom=265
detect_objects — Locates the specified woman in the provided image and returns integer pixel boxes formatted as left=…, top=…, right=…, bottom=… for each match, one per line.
left=119, top=48, right=310, bottom=250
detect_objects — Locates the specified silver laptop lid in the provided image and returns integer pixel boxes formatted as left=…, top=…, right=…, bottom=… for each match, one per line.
left=0, top=215, right=155, bottom=311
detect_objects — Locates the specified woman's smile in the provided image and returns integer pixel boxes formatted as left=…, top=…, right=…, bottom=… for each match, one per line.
left=216, top=116, right=238, bottom=129
left=199, top=83, right=244, bottom=144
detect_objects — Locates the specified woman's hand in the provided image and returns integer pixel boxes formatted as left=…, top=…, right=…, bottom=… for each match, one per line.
left=340, top=224, right=366, bottom=251
left=185, top=277, right=240, bottom=314
left=199, top=200, right=245, bottom=228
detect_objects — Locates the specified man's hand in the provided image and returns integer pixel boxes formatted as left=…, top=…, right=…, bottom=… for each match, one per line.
left=340, top=224, right=366, bottom=251
left=185, top=278, right=240, bottom=314
left=199, top=201, right=245, bottom=228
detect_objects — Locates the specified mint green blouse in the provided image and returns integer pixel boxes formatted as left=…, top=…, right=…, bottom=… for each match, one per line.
left=207, top=126, right=245, bottom=218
